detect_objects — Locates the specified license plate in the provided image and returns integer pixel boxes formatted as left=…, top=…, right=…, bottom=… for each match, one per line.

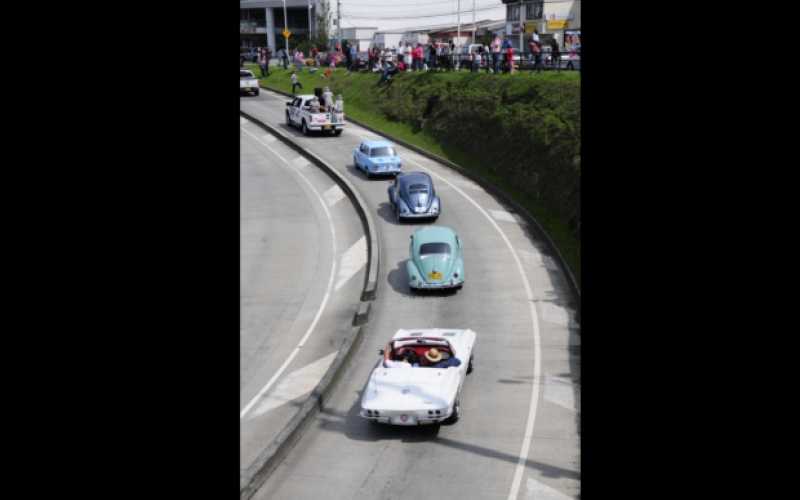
left=429, top=271, right=442, bottom=280
left=323, top=125, right=331, bottom=130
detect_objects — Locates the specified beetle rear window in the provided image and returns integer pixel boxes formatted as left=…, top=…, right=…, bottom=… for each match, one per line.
left=419, top=242, right=451, bottom=256
left=408, top=183, right=428, bottom=194
left=370, top=147, right=395, bottom=157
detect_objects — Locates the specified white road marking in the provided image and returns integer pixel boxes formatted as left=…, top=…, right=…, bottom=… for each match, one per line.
left=323, top=184, right=346, bottom=207
left=491, top=209, right=523, bottom=224
left=240, top=116, right=248, bottom=125
left=261, top=133, right=276, bottom=143
left=248, top=351, right=339, bottom=419
left=239, top=126, right=338, bottom=420
left=335, top=236, right=367, bottom=291
left=525, top=477, right=574, bottom=500
left=543, top=375, right=577, bottom=412
left=392, top=149, right=544, bottom=500
left=292, top=156, right=310, bottom=168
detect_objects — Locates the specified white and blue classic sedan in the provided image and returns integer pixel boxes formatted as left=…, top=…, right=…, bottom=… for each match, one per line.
left=353, top=140, right=402, bottom=178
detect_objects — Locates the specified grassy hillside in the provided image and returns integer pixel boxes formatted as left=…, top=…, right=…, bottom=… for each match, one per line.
left=247, top=64, right=581, bottom=284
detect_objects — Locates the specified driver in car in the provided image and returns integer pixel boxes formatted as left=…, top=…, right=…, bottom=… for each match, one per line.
left=424, top=348, right=461, bottom=369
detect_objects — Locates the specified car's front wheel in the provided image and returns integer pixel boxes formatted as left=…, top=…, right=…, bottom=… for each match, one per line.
left=334, top=129, right=342, bottom=136
left=301, top=120, right=309, bottom=135
left=254, top=89, right=260, bottom=96
left=467, top=355, right=474, bottom=374
left=286, top=112, right=292, bottom=126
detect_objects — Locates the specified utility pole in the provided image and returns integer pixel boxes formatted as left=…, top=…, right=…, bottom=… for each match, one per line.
left=472, top=0, right=476, bottom=44
left=283, top=0, right=289, bottom=54
left=519, top=0, right=524, bottom=65
left=308, top=1, right=313, bottom=43
left=337, top=0, right=342, bottom=47
left=456, top=0, right=461, bottom=69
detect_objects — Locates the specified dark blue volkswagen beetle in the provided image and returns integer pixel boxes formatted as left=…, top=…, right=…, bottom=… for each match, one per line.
left=387, top=171, right=440, bottom=222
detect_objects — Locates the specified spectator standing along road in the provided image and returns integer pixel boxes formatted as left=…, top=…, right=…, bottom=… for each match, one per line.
left=428, top=43, right=436, bottom=71
left=491, top=35, right=502, bottom=73
left=501, top=37, right=514, bottom=73
left=549, top=37, right=561, bottom=71
left=413, top=43, right=422, bottom=71
left=532, top=40, right=543, bottom=73
left=258, top=48, right=267, bottom=77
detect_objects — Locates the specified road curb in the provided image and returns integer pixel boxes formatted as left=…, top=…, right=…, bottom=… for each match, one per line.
left=239, top=111, right=380, bottom=499
left=259, top=84, right=579, bottom=310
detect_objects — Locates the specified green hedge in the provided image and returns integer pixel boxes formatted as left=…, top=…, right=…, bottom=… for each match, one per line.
left=375, top=72, right=581, bottom=239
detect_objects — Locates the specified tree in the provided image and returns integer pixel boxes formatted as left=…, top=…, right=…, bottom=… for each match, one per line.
left=313, top=0, right=333, bottom=50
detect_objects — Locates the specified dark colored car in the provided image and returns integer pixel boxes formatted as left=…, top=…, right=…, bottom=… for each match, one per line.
left=388, top=171, right=440, bottom=222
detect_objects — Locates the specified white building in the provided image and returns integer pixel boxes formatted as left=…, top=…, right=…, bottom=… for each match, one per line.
left=372, top=30, right=404, bottom=50
left=501, top=0, right=581, bottom=51
left=341, top=27, right=378, bottom=52
left=240, top=0, right=324, bottom=51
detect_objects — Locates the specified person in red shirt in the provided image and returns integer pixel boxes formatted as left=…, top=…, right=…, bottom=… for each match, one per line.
left=413, top=44, right=424, bottom=71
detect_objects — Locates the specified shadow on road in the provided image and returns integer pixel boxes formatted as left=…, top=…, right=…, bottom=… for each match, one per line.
left=315, top=393, right=579, bottom=480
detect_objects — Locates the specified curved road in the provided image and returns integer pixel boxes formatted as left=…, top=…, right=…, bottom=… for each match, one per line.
left=241, top=90, right=580, bottom=500
left=240, top=119, right=367, bottom=477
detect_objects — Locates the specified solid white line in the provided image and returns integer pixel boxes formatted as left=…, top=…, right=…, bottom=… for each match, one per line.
left=397, top=152, right=543, bottom=500
left=239, top=126, right=338, bottom=419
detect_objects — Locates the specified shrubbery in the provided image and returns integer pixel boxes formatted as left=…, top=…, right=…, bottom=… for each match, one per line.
left=375, top=72, right=581, bottom=239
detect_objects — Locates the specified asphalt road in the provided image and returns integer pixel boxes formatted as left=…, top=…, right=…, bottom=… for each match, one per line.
left=240, top=90, right=580, bottom=500
left=240, top=119, right=367, bottom=478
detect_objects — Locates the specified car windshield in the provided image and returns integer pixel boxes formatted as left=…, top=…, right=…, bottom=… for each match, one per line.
left=419, top=242, right=451, bottom=258
left=370, top=147, right=395, bottom=157
left=240, top=71, right=254, bottom=78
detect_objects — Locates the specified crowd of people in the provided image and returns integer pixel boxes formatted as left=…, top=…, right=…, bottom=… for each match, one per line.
left=241, top=30, right=579, bottom=89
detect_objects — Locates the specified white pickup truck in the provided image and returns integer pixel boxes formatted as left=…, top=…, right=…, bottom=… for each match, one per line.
left=285, top=94, right=344, bottom=136
left=240, top=69, right=259, bottom=96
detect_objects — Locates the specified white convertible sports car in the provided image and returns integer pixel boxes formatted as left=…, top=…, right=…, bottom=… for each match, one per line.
left=360, top=328, right=476, bottom=426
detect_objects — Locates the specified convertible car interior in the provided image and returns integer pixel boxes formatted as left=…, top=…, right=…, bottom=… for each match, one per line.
left=382, top=338, right=455, bottom=367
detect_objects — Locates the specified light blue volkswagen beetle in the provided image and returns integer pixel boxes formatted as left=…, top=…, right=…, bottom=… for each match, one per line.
left=353, top=140, right=402, bottom=178
left=407, top=226, right=464, bottom=291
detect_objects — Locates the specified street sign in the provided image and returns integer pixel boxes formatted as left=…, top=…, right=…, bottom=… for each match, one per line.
left=282, top=29, right=291, bottom=39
